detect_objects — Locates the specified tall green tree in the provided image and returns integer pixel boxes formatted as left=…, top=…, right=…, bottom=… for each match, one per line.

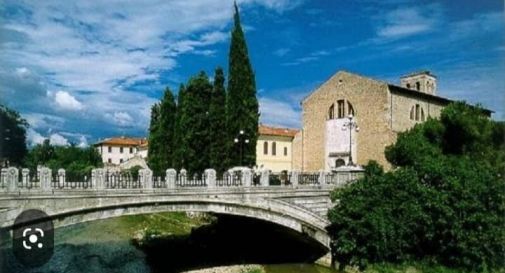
left=226, top=2, right=259, bottom=167
left=0, top=104, right=28, bottom=166
left=147, top=88, right=177, bottom=175
left=179, top=72, right=213, bottom=174
left=173, top=84, right=187, bottom=170
left=209, top=67, right=228, bottom=174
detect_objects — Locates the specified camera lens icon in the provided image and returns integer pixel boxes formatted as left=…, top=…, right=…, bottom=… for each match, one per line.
left=13, top=209, right=54, bottom=268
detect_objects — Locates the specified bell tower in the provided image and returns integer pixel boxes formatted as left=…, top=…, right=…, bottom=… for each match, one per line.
left=400, top=71, right=437, bottom=95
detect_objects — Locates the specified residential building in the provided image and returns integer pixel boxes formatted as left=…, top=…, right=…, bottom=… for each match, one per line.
left=94, top=137, right=148, bottom=165
left=256, top=125, right=299, bottom=172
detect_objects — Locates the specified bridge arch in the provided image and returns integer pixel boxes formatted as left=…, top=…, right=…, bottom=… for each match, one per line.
left=1, top=196, right=331, bottom=250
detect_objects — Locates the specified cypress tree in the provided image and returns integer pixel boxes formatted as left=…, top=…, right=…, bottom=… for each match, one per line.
left=209, top=67, right=228, bottom=174
left=147, top=87, right=177, bottom=175
left=173, top=84, right=186, bottom=170
left=180, top=71, right=213, bottom=174
left=227, top=1, right=259, bottom=167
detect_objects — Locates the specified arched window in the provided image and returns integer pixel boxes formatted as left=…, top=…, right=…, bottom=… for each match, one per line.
left=416, top=82, right=420, bottom=91
left=284, top=147, right=288, bottom=156
left=272, top=142, right=277, bottom=156
left=347, top=101, right=355, bottom=116
left=410, top=106, right=415, bottom=120
left=335, top=159, right=345, bottom=167
left=415, top=104, right=420, bottom=120
left=328, top=104, right=334, bottom=119
left=337, top=100, right=345, bottom=118
left=421, top=108, right=425, bottom=121
left=263, top=141, right=268, bottom=155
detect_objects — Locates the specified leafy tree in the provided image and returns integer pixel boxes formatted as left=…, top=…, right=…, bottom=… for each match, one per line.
left=25, top=141, right=102, bottom=180
left=178, top=72, right=213, bottom=174
left=209, top=67, right=228, bottom=174
left=226, top=2, right=259, bottom=167
left=328, top=102, right=505, bottom=272
left=147, top=88, right=177, bottom=175
left=0, top=104, right=28, bottom=166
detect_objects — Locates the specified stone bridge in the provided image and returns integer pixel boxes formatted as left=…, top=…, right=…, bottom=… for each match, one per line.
left=0, top=167, right=364, bottom=253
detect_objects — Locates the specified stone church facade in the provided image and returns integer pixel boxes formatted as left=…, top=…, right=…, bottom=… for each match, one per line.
left=292, top=70, right=490, bottom=171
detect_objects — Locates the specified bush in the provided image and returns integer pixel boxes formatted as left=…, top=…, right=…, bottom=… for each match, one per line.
left=327, top=102, right=505, bottom=271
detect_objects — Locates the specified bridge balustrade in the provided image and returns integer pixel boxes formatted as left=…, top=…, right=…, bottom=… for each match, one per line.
left=0, top=166, right=363, bottom=193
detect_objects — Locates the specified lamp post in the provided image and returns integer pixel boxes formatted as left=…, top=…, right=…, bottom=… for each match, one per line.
left=343, top=114, right=359, bottom=166
left=234, top=130, right=250, bottom=166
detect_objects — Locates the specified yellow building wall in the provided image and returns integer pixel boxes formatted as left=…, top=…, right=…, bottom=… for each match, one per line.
left=256, top=135, right=293, bottom=172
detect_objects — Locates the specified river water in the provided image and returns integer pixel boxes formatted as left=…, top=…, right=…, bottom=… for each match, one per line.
left=0, top=213, right=339, bottom=273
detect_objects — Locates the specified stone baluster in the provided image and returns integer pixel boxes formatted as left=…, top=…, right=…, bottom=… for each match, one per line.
left=142, top=168, right=153, bottom=190
left=21, top=168, right=30, bottom=188
left=242, top=168, right=252, bottom=187
left=39, top=167, right=52, bottom=191
left=6, top=167, right=19, bottom=192
left=290, top=170, right=299, bottom=187
left=260, top=169, right=270, bottom=187
left=165, top=169, right=177, bottom=189
left=205, top=169, right=216, bottom=188
left=179, top=169, right=187, bottom=187
left=318, top=170, right=326, bottom=185
left=58, top=168, right=66, bottom=188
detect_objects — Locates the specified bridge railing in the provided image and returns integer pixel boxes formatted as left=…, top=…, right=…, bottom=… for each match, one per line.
left=0, top=166, right=364, bottom=193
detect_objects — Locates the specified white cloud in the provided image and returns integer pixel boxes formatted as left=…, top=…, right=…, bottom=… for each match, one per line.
left=376, top=5, right=441, bottom=39
left=77, top=136, right=88, bottom=148
left=27, top=128, right=46, bottom=145
left=15, top=67, right=30, bottom=78
left=54, top=91, right=84, bottom=111
left=282, top=49, right=331, bottom=66
left=112, top=111, right=134, bottom=127
left=259, top=97, right=300, bottom=128
left=49, top=133, right=70, bottom=146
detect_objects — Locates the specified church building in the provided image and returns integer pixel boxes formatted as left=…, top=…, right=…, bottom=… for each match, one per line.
left=292, top=70, right=491, bottom=171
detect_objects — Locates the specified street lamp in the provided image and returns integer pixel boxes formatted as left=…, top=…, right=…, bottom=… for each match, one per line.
left=342, top=114, right=359, bottom=166
left=234, top=129, right=250, bottom=166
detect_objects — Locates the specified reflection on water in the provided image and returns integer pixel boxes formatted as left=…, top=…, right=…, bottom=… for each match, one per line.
left=1, top=213, right=336, bottom=273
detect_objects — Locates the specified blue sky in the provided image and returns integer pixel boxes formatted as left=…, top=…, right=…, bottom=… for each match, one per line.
left=0, top=0, right=503, bottom=146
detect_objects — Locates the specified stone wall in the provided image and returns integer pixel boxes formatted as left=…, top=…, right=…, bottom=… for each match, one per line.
left=301, top=71, right=393, bottom=171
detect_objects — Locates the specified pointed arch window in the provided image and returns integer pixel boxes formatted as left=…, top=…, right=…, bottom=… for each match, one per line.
left=347, top=101, right=355, bottom=116
left=328, top=104, right=334, bottom=119
left=337, top=100, right=345, bottom=118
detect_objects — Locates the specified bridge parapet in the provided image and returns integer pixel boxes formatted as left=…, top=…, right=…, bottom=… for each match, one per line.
left=0, top=167, right=363, bottom=194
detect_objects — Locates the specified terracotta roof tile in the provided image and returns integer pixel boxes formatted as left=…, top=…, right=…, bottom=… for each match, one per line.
left=95, top=137, right=147, bottom=146
left=258, top=125, right=299, bottom=138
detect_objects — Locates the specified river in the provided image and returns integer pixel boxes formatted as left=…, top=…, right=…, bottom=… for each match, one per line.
left=0, top=213, right=339, bottom=273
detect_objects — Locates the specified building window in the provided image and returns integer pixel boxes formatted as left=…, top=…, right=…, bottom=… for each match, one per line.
left=347, top=101, right=355, bottom=116
left=415, top=104, right=420, bottom=121
left=120, top=147, right=123, bottom=153
left=272, top=142, right=276, bottom=156
left=120, top=159, right=123, bottom=163
left=263, top=141, right=268, bottom=155
left=416, top=82, right=420, bottom=91
left=108, top=158, right=111, bottom=163
left=129, top=147, right=133, bottom=153
left=421, top=108, right=425, bottom=121
left=406, top=83, right=411, bottom=89
left=328, top=104, right=334, bottom=119
left=337, top=100, right=345, bottom=118
left=410, top=106, right=415, bottom=120
left=108, top=146, right=112, bottom=153
left=335, top=159, right=345, bottom=167
left=284, top=147, right=288, bottom=156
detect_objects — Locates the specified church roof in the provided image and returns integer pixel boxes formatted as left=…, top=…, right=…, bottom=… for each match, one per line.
left=94, top=137, right=147, bottom=146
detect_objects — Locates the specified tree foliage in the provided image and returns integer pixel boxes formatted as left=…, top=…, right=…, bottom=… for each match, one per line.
left=147, top=88, right=177, bottom=175
left=328, top=102, right=505, bottom=271
left=209, top=67, right=229, bottom=174
left=226, top=2, right=259, bottom=167
left=0, top=104, right=28, bottom=166
left=25, top=140, right=102, bottom=180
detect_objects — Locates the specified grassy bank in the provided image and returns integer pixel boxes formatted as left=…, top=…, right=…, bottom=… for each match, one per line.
left=360, top=262, right=505, bottom=273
